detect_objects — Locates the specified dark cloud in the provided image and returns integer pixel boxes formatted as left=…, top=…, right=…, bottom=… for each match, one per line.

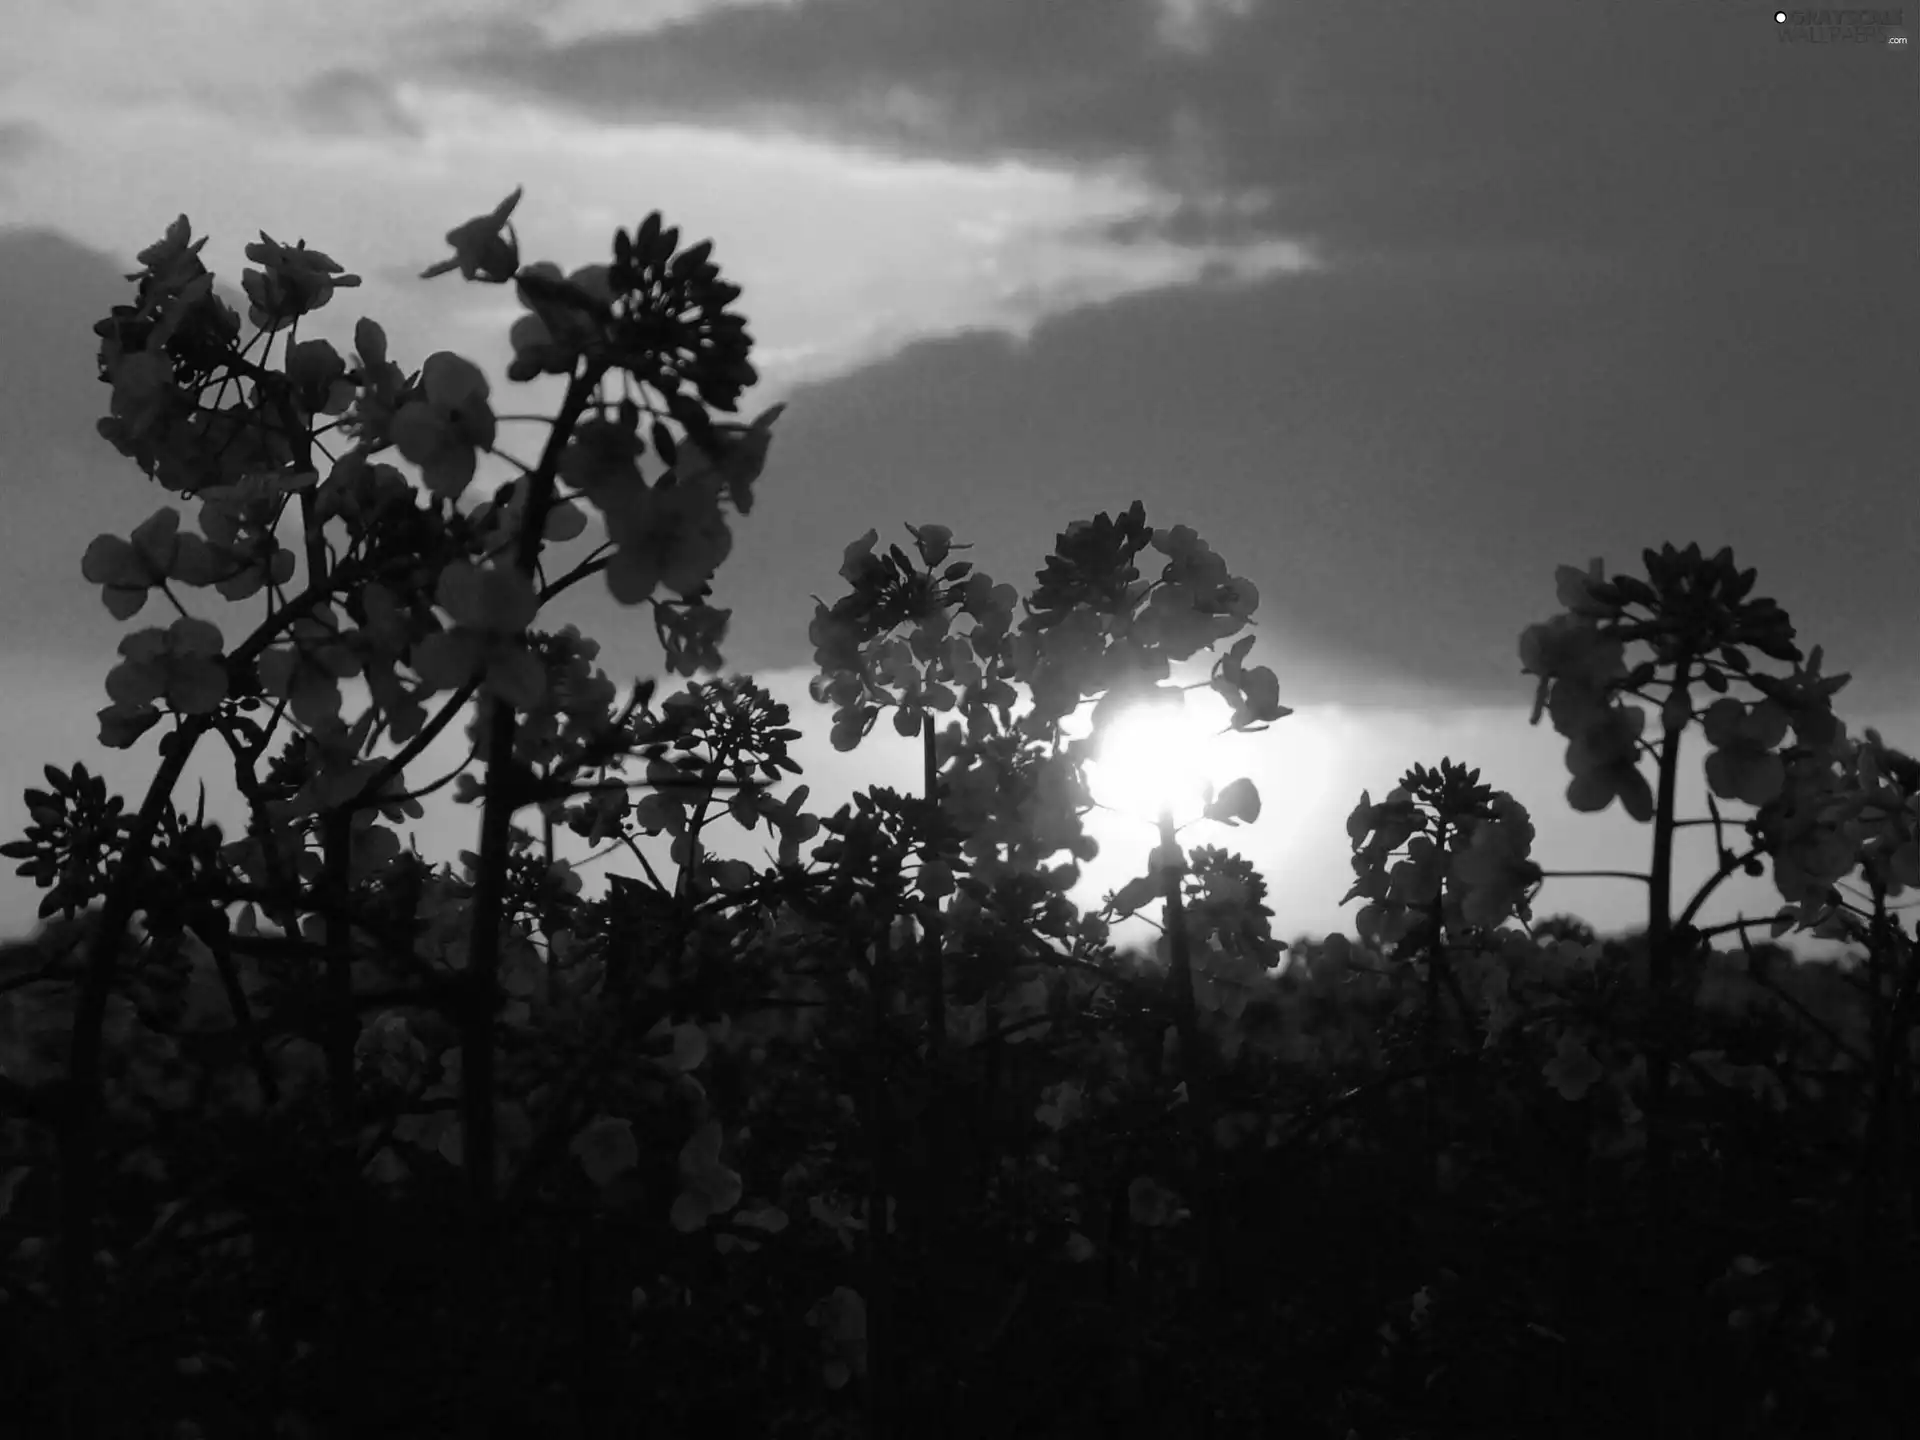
left=0, top=229, right=162, bottom=658
left=430, top=0, right=1218, bottom=175
left=402, top=0, right=1910, bottom=714
left=709, top=233, right=1916, bottom=717
left=0, top=228, right=125, bottom=458
left=0, top=230, right=253, bottom=662
left=430, top=0, right=1915, bottom=263
left=287, top=68, right=424, bottom=140
left=0, top=227, right=253, bottom=460
left=3, top=0, right=1912, bottom=724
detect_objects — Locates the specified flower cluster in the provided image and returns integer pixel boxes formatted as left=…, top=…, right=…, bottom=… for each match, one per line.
left=241, top=233, right=362, bottom=333
left=1521, top=544, right=1807, bottom=824
left=389, top=351, right=498, bottom=501
left=1747, top=716, right=1920, bottom=935
left=0, top=764, right=132, bottom=921
left=1344, top=760, right=1542, bottom=949
left=412, top=559, right=546, bottom=708
left=809, top=523, right=1017, bottom=750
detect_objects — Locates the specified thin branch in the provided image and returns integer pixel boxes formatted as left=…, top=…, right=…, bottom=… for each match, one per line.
left=348, top=679, right=482, bottom=814
left=1677, top=840, right=1775, bottom=932
left=1539, top=869, right=1652, bottom=885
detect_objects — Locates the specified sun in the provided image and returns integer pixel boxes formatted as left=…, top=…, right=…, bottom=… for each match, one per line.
left=1052, top=676, right=1346, bottom=937
left=1069, top=681, right=1341, bottom=843
left=1078, top=685, right=1241, bottom=828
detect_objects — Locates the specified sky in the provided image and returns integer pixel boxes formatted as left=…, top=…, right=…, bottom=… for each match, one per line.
left=0, top=0, right=1915, bottom=958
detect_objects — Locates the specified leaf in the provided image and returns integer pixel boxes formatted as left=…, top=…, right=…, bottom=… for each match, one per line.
left=0, top=1167, right=28, bottom=1222
left=420, top=187, right=523, bottom=282
left=105, top=658, right=163, bottom=708
left=672, top=1119, right=743, bottom=1231
left=1108, top=873, right=1162, bottom=916
left=484, top=646, right=548, bottom=710
left=906, top=522, right=953, bottom=567
left=389, top=401, right=442, bottom=466
left=571, top=1115, right=638, bottom=1187
left=98, top=701, right=161, bottom=750
left=670, top=1193, right=703, bottom=1232
left=354, top=316, right=388, bottom=368
left=411, top=632, right=482, bottom=691
left=734, top=1203, right=788, bottom=1233
left=1543, top=1033, right=1604, bottom=1101
left=544, top=500, right=587, bottom=543
left=167, top=534, right=227, bottom=588
left=1127, top=1175, right=1188, bottom=1228
left=1204, top=775, right=1261, bottom=825
left=669, top=1022, right=708, bottom=1073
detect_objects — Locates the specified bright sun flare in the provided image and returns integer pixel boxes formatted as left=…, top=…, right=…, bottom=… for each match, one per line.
left=1067, top=682, right=1342, bottom=852
left=1077, top=687, right=1242, bottom=827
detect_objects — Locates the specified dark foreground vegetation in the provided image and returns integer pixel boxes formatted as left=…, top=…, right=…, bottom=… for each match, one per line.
left=2, top=904, right=1913, bottom=1438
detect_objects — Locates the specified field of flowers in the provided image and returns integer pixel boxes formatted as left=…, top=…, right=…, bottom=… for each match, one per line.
left=0, top=190, right=1914, bottom=1439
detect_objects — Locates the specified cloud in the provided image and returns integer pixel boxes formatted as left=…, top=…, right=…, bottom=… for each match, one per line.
left=708, top=255, right=1917, bottom=715
left=0, top=73, right=1301, bottom=420
left=0, top=229, right=270, bottom=662
left=0, top=119, right=52, bottom=167
left=286, top=69, right=425, bottom=140
left=0, top=228, right=126, bottom=454
left=0, top=229, right=163, bottom=661
left=1152, top=0, right=1257, bottom=58
left=430, top=0, right=1274, bottom=228
left=429, top=0, right=1914, bottom=269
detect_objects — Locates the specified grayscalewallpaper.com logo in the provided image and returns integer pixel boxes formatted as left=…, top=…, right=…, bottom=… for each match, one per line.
left=1772, top=7, right=1908, bottom=42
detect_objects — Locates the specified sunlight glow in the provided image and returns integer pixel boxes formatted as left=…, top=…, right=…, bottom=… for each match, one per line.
left=1079, top=686, right=1239, bottom=829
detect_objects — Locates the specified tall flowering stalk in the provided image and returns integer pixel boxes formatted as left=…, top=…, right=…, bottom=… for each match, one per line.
left=1344, top=760, right=1543, bottom=1193
left=12, top=191, right=785, bottom=1437
left=1517, top=542, right=1852, bottom=1423
left=808, top=505, right=1287, bottom=1415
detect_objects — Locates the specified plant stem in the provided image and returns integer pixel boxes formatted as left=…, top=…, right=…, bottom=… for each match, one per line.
left=1157, top=810, right=1221, bottom=1315
left=58, top=715, right=209, bottom=1438
left=1851, top=880, right=1912, bottom=1396
left=864, top=915, right=896, bottom=1439
left=318, top=808, right=367, bottom=1426
left=1422, top=898, right=1445, bottom=1205
left=456, top=361, right=605, bottom=1439
left=1642, top=655, right=1693, bottom=1438
left=914, top=712, right=953, bottom=1404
